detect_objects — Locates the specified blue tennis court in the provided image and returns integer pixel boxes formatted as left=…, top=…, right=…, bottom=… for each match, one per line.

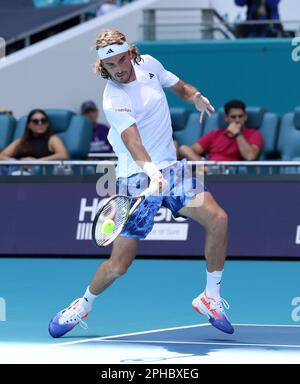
left=1, top=257, right=299, bottom=363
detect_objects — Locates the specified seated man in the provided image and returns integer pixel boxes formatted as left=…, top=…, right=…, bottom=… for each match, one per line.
left=81, top=100, right=112, bottom=154
left=179, top=99, right=264, bottom=161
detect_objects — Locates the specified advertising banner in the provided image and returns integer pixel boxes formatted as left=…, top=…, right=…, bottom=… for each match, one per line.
left=0, top=178, right=299, bottom=257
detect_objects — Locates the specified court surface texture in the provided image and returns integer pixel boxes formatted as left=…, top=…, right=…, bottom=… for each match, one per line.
left=0, top=258, right=299, bottom=363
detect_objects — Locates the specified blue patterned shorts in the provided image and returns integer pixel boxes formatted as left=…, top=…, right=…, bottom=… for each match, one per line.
left=116, top=159, right=206, bottom=239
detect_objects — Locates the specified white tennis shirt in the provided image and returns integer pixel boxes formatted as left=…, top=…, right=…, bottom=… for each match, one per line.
left=103, top=55, right=179, bottom=178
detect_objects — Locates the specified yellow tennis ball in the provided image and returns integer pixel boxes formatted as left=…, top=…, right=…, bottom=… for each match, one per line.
left=101, top=219, right=115, bottom=235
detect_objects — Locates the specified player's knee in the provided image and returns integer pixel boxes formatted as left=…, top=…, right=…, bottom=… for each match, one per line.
left=209, top=208, right=228, bottom=234
left=111, top=260, right=132, bottom=278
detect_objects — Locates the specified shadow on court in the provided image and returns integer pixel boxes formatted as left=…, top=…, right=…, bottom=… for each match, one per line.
left=59, top=324, right=300, bottom=364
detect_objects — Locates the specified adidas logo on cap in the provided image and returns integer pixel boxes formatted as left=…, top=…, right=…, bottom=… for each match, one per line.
left=106, top=48, right=114, bottom=54
left=149, top=73, right=154, bottom=79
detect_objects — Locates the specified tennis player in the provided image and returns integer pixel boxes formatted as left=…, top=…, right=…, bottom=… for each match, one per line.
left=49, top=30, right=234, bottom=337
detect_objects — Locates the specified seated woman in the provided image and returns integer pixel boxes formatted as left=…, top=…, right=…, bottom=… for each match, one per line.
left=0, top=109, right=68, bottom=161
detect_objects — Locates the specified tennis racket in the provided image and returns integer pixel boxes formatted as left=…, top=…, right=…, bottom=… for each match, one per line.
left=92, top=183, right=158, bottom=247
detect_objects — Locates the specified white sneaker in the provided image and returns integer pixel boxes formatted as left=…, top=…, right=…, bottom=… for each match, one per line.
left=192, top=291, right=234, bottom=334
left=48, top=298, right=89, bottom=338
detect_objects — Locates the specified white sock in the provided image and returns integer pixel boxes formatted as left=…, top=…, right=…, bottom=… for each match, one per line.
left=82, top=286, right=97, bottom=312
left=205, top=269, right=223, bottom=299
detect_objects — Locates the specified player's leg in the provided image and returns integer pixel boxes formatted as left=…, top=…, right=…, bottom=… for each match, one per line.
left=178, top=191, right=233, bottom=334
left=89, top=236, right=139, bottom=295
left=48, top=237, right=138, bottom=338
left=178, top=191, right=227, bottom=272
left=48, top=171, right=163, bottom=338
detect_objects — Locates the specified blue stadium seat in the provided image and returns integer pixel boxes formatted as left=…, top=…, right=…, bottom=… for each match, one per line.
left=170, top=107, right=190, bottom=131
left=0, top=114, right=17, bottom=150
left=258, top=112, right=280, bottom=160
left=13, top=109, right=92, bottom=159
left=62, top=0, right=95, bottom=4
left=173, top=112, right=203, bottom=146
left=33, top=0, right=62, bottom=7
left=201, top=112, right=219, bottom=136
left=59, top=114, right=92, bottom=159
left=170, top=107, right=191, bottom=144
left=277, top=107, right=300, bottom=160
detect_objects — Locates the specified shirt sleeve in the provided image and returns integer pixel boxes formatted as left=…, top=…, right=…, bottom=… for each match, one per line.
left=146, top=55, right=179, bottom=88
left=197, top=130, right=216, bottom=152
left=103, top=92, right=136, bottom=135
left=247, top=130, right=264, bottom=149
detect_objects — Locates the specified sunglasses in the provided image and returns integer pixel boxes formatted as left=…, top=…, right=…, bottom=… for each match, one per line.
left=30, top=118, right=48, bottom=125
left=228, top=114, right=244, bottom=119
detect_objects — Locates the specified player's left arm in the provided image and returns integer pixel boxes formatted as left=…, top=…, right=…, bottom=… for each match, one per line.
left=170, top=80, right=215, bottom=123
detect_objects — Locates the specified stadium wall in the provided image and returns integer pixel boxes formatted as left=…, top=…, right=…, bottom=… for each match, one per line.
left=0, top=0, right=209, bottom=119
left=0, top=176, right=300, bottom=258
left=137, top=38, right=300, bottom=115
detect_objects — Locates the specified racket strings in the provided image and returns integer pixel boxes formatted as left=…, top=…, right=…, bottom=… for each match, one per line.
left=94, top=196, right=130, bottom=246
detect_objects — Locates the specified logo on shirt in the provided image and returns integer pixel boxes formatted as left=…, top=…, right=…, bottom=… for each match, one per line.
left=114, top=108, right=131, bottom=112
left=106, top=48, right=114, bottom=54
left=149, top=73, right=155, bottom=79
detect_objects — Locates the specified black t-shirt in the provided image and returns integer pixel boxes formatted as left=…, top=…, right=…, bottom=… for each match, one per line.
left=15, top=135, right=54, bottom=159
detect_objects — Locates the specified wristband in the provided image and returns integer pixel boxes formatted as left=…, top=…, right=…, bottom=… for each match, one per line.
left=143, top=162, right=161, bottom=178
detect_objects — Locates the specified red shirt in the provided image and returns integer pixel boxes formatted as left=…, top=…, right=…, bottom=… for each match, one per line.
left=197, top=127, right=264, bottom=161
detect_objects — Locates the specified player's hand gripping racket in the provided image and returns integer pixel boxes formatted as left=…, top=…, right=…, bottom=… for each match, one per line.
left=92, top=183, right=158, bottom=247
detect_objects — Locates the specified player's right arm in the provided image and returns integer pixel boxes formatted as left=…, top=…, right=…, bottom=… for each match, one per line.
left=0, top=139, right=21, bottom=160
left=121, top=124, right=168, bottom=193
left=103, top=87, right=167, bottom=192
left=121, top=124, right=151, bottom=163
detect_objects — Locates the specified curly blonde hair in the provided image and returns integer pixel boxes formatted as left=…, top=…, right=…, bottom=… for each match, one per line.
left=94, top=30, right=142, bottom=79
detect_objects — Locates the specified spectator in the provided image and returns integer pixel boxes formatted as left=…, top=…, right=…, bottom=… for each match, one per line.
left=96, top=0, right=120, bottom=16
left=0, top=109, right=68, bottom=161
left=81, top=100, right=112, bottom=154
left=179, top=100, right=264, bottom=161
left=235, top=0, right=283, bottom=37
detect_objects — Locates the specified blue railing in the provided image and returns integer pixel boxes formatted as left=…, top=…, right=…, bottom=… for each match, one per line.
left=1, top=160, right=300, bottom=176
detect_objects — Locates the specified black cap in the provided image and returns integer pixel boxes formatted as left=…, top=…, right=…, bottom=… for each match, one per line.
left=81, top=100, right=98, bottom=114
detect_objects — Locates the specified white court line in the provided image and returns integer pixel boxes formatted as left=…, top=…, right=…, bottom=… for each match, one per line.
left=47, top=323, right=210, bottom=348
left=232, top=323, right=300, bottom=328
left=48, top=323, right=300, bottom=349
left=97, top=339, right=300, bottom=349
